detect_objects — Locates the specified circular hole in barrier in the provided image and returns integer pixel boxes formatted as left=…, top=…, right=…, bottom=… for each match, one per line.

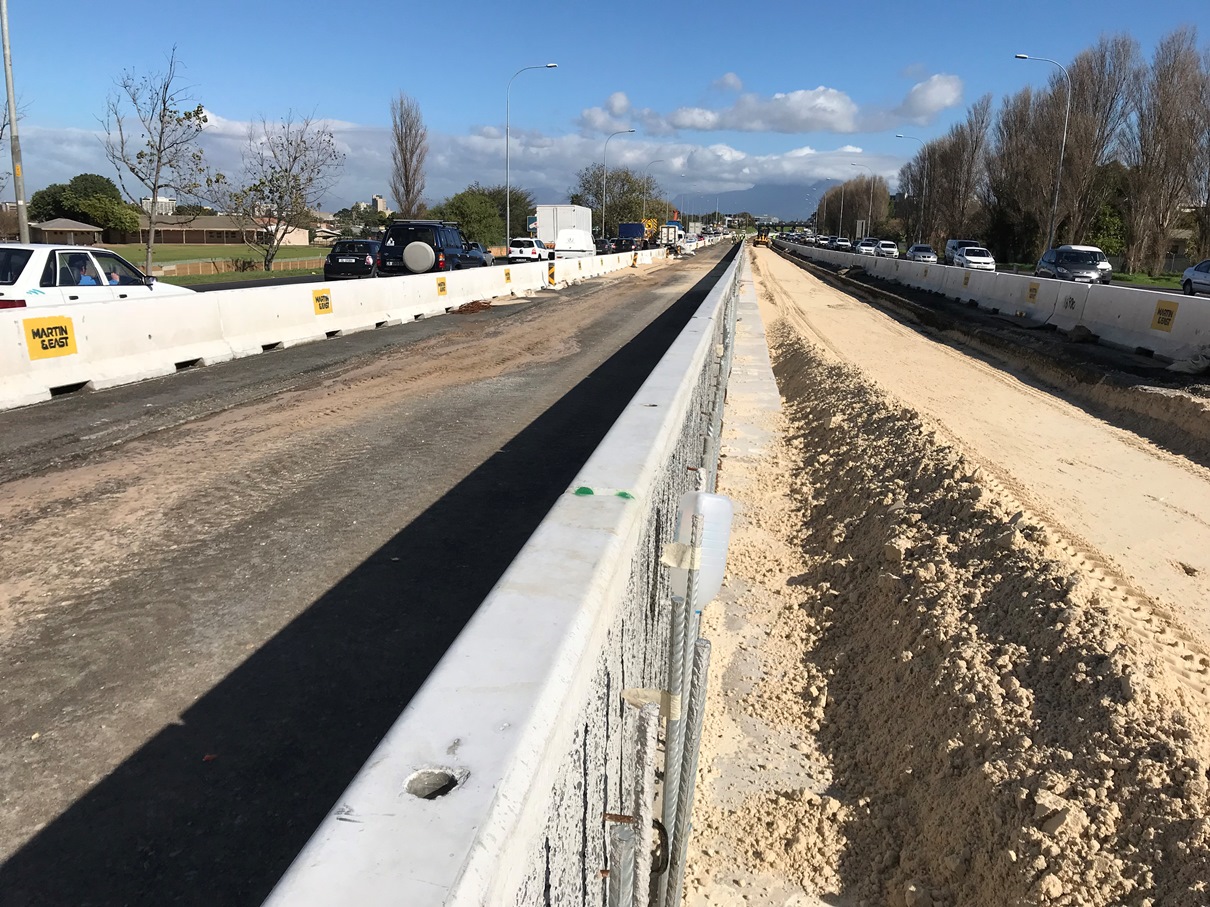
left=406, top=768, right=461, bottom=800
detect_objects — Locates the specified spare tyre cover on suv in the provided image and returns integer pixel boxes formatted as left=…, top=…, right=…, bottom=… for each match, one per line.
left=402, top=241, right=436, bottom=273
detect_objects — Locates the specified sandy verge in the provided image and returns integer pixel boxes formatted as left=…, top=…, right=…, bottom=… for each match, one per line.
left=685, top=249, right=1210, bottom=906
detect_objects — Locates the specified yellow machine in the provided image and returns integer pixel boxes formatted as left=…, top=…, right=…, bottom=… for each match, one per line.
left=754, top=225, right=770, bottom=247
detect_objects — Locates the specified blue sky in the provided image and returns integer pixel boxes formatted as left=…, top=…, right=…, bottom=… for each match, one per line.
left=4, top=1, right=1202, bottom=218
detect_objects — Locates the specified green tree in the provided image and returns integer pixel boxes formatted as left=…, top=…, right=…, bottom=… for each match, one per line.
left=175, top=203, right=214, bottom=216
left=428, top=188, right=504, bottom=245
left=67, top=173, right=122, bottom=202
left=29, top=183, right=70, bottom=221
left=459, top=182, right=534, bottom=242
left=567, top=164, right=661, bottom=237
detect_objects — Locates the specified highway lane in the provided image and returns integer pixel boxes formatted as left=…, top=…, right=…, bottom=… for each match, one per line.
left=0, top=241, right=736, bottom=906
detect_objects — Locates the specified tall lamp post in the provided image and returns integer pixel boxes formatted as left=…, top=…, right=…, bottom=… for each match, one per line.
left=601, top=128, right=635, bottom=239
left=0, top=0, right=27, bottom=242
left=896, top=134, right=927, bottom=244
left=851, top=162, right=875, bottom=240
left=1016, top=53, right=1071, bottom=252
left=505, top=63, right=557, bottom=243
left=641, top=158, right=664, bottom=223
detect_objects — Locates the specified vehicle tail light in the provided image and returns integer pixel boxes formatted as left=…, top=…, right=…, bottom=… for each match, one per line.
left=437, top=251, right=446, bottom=270
left=0, top=298, right=26, bottom=309
left=376, top=254, right=382, bottom=267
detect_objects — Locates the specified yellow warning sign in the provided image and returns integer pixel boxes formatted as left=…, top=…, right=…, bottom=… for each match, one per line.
left=963, top=271, right=971, bottom=287
left=547, top=262, right=556, bottom=285
left=504, top=268, right=512, bottom=284
left=1151, top=299, right=1179, bottom=332
left=24, top=315, right=77, bottom=359
left=437, top=277, right=447, bottom=297
left=1027, top=282, right=1039, bottom=303
left=312, top=289, right=332, bottom=315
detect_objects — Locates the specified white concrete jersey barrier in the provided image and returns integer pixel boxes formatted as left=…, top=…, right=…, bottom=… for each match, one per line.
left=0, top=248, right=674, bottom=412
left=261, top=247, right=743, bottom=907
left=773, top=239, right=1210, bottom=363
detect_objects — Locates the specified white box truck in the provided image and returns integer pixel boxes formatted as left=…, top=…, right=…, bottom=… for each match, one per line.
left=534, top=205, right=594, bottom=247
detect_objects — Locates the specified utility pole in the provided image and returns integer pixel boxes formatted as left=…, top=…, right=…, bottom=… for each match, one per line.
left=0, top=0, right=28, bottom=242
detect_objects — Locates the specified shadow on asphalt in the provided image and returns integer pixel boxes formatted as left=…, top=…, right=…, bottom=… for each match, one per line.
left=0, top=245, right=740, bottom=906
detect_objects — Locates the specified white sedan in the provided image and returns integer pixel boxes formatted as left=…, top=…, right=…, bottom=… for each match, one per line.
left=856, top=239, right=878, bottom=256
left=1182, top=259, right=1210, bottom=296
left=954, top=246, right=996, bottom=271
left=905, top=244, right=937, bottom=263
left=506, top=237, right=553, bottom=263
left=0, top=244, right=194, bottom=309
left=876, top=241, right=899, bottom=258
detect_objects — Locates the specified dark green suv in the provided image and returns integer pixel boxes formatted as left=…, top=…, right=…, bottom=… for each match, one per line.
left=377, top=220, right=484, bottom=275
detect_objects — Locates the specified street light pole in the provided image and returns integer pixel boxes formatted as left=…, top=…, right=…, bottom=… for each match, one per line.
left=0, top=0, right=27, bottom=242
left=852, top=162, right=874, bottom=239
left=602, top=128, right=634, bottom=240
left=642, top=158, right=664, bottom=223
left=896, top=134, right=927, bottom=244
left=1016, top=53, right=1071, bottom=252
left=505, top=63, right=557, bottom=243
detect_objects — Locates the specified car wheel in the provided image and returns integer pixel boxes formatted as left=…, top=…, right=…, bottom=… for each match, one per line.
left=1184, top=280, right=1195, bottom=296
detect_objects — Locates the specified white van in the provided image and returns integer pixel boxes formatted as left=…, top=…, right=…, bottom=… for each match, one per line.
left=552, top=228, right=594, bottom=259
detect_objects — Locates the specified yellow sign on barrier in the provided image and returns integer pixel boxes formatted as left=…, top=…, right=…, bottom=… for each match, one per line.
left=437, top=277, right=447, bottom=297
left=1027, top=281, right=1039, bottom=303
left=24, top=315, right=77, bottom=359
left=504, top=268, right=511, bottom=284
left=547, top=262, right=555, bottom=286
left=313, top=288, right=333, bottom=315
left=1151, top=299, right=1179, bottom=332
left=963, top=271, right=971, bottom=287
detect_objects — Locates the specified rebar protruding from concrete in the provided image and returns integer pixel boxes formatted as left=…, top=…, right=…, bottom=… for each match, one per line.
left=633, top=702, right=660, bottom=907
left=608, top=824, right=636, bottom=907
left=664, top=638, right=712, bottom=907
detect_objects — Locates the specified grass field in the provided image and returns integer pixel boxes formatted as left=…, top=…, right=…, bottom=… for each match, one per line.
left=110, top=244, right=328, bottom=266
left=163, top=266, right=324, bottom=287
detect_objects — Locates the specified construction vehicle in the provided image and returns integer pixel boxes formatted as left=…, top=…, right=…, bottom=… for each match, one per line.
left=754, top=224, right=770, bottom=247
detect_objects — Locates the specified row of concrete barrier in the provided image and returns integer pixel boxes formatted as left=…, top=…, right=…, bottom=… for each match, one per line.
left=261, top=246, right=744, bottom=906
left=776, top=241, right=1210, bottom=365
left=0, top=246, right=692, bottom=412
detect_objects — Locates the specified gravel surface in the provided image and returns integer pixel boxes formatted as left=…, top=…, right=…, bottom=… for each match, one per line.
left=685, top=248, right=1210, bottom=907
left=0, top=244, right=737, bottom=906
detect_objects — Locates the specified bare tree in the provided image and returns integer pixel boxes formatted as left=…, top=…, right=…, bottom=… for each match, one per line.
left=102, top=47, right=212, bottom=273
left=389, top=93, right=427, bottom=218
left=220, top=113, right=344, bottom=270
left=983, top=87, right=1052, bottom=260
left=1123, top=27, right=1202, bottom=274
left=1190, top=48, right=1210, bottom=260
left=928, top=95, right=992, bottom=242
left=1058, top=36, right=1139, bottom=244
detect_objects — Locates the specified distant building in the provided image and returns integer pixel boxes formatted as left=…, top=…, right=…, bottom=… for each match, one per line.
left=140, top=196, right=177, bottom=216
left=371, top=194, right=388, bottom=214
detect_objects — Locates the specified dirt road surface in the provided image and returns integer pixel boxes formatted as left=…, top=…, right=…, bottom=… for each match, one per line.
left=686, top=248, right=1210, bottom=906
left=0, top=244, right=737, bottom=906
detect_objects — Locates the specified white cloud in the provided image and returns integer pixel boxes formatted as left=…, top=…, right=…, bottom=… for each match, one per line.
left=893, top=74, right=964, bottom=124
left=712, top=72, right=743, bottom=92
left=667, top=87, right=861, bottom=133
left=605, top=92, right=631, bottom=116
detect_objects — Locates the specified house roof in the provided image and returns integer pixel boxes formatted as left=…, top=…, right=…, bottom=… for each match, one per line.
left=138, top=214, right=257, bottom=230
left=33, top=217, right=102, bottom=231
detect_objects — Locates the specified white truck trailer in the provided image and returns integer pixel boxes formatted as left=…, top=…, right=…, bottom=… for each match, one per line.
left=534, top=205, right=594, bottom=246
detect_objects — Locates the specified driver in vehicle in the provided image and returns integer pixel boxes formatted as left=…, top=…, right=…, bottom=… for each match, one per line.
left=68, top=254, right=99, bottom=286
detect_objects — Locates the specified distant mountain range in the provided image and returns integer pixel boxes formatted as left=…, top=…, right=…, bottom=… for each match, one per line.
left=676, top=180, right=836, bottom=224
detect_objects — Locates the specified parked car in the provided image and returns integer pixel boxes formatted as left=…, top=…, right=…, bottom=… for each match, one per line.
left=467, top=242, right=494, bottom=267
left=1035, top=247, right=1105, bottom=283
left=1056, top=244, right=1111, bottom=283
left=856, top=238, right=879, bottom=256
left=614, top=237, right=642, bottom=253
left=954, top=246, right=996, bottom=271
left=1182, top=259, right=1210, bottom=296
left=834, top=237, right=853, bottom=251
left=905, top=244, right=938, bottom=263
left=0, top=244, right=195, bottom=308
left=944, top=238, right=984, bottom=265
left=323, top=239, right=381, bottom=279
left=507, top=237, right=547, bottom=263
left=595, top=238, right=617, bottom=254
left=876, top=240, right=899, bottom=258
left=378, top=220, right=481, bottom=275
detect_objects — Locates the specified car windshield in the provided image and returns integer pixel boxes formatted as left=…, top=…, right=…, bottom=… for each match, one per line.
left=965, top=248, right=991, bottom=258
left=333, top=241, right=374, bottom=254
left=0, top=248, right=33, bottom=284
left=386, top=226, right=435, bottom=247
left=1058, top=250, right=1099, bottom=265
left=915, top=246, right=934, bottom=253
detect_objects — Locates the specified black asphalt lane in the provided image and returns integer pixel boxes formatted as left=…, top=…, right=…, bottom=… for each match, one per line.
left=0, top=244, right=740, bottom=907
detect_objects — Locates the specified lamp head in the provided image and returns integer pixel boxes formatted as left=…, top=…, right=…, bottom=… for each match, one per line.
left=1015, top=53, right=1029, bottom=59
left=546, top=63, right=558, bottom=68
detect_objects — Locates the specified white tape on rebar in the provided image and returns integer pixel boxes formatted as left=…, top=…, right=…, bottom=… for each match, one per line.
left=660, top=542, right=701, bottom=571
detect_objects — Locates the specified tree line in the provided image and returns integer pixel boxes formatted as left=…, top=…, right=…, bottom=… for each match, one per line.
left=887, top=28, right=1210, bottom=274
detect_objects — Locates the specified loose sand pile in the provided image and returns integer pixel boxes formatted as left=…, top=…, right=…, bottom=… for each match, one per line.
left=687, top=319, right=1210, bottom=906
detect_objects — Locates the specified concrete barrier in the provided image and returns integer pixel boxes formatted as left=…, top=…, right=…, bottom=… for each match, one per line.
left=261, top=247, right=744, bottom=907
left=0, top=246, right=676, bottom=412
left=1080, top=284, right=1202, bottom=358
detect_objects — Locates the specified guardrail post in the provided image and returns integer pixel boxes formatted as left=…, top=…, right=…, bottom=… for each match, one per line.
left=663, top=638, right=712, bottom=907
